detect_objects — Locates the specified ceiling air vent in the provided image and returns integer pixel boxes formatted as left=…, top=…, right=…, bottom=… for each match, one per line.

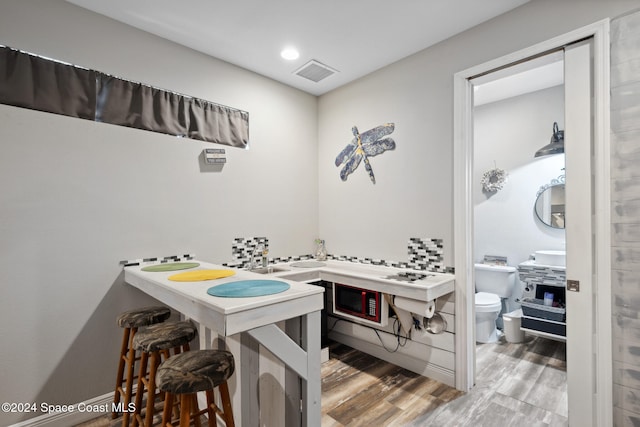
left=294, top=60, right=338, bottom=83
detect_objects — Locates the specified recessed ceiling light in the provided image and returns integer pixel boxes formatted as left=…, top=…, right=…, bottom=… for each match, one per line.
left=281, top=47, right=299, bottom=60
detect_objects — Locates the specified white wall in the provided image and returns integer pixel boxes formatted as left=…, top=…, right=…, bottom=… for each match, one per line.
left=0, top=1, right=318, bottom=424
left=474, top=86, right=566, bottom=267
left=317, top=0, right=639, bottom=268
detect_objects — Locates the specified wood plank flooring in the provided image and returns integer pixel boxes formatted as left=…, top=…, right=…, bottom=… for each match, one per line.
left=407, top=335, right=567, bottom=427
left=77, top=336, right=566, bottom=427
left=321, top=342, right=463, bottom=426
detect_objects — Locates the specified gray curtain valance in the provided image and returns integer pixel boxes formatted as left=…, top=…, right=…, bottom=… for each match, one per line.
left=0, top=46, right=97, bottom=120
left=96, top=75, right=190, bottom=138
left=0, top=46, right=249, bottom=148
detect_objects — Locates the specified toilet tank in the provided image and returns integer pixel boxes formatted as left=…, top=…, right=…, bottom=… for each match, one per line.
left=474, top=263, right=517, bottom=298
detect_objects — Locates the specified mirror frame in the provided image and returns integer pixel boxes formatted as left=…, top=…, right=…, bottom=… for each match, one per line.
left=535, top=175, right=566, bottom=229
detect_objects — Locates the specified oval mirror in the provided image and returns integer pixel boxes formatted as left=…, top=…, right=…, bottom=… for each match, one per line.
left=535, top=183, right=565, bottom=229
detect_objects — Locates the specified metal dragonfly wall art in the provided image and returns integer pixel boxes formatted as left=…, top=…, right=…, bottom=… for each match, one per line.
left=334, top=123, right=396, bottom=184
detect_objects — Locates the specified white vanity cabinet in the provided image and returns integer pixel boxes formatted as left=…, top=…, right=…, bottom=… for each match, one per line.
left=518, top=260, right=566, bottom=341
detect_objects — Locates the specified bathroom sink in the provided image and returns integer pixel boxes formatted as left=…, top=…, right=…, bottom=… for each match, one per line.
left=248, top=266, right=290, bottom=274
left=534, top=250, right=566, bottom=267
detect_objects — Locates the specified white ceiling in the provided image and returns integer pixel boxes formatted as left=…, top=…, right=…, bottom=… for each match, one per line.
left=65, top=0, right=530, bottom=96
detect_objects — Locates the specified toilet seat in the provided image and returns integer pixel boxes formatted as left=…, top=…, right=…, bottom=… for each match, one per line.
left=475, top=292, right=502, bottom=313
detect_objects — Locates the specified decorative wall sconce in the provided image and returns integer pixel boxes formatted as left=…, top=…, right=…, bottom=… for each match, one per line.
left=535, top=122, right=564, bottom=158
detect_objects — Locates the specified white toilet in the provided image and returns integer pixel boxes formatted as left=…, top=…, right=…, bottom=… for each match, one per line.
left=474, top=263, right=517, bottom=343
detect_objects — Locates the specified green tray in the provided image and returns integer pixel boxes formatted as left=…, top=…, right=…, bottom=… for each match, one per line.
left=141, top=262, right=200, bottom=272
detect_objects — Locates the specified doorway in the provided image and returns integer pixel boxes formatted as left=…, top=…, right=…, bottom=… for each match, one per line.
left=453, top=20, right=612, bottom=427
left=472, top=48, right=568, bottom=418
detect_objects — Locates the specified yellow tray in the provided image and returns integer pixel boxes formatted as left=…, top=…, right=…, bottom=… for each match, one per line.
left=168, top=269, right=236, bottom=282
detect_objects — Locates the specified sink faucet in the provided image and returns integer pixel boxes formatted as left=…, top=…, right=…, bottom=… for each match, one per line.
left=250, top=244, right=266, bottom=269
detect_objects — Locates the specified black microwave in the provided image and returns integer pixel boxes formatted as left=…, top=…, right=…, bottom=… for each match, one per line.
left=333, top=283, right=388, bottom=326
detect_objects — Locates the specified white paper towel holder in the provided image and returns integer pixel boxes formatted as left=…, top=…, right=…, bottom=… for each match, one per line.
left=393, top=295, right=435, bottom=319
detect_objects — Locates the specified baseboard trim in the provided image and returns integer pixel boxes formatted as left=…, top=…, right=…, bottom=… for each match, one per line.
left=8, top=392, right=113, bottom=427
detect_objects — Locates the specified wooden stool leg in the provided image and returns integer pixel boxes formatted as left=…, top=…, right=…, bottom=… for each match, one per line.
left=171, top=391, right=180, bottom=421
left=158, top=349, right=171, bottom=405
left=112, top=327, right=130, bottom=418
left=144, top=352, right=160, bottom=427
left=173, top=342, right=190, bottom=356
left=219, top=382, right=235, bottom=427
left=161, top=391, right=173, bottom=427
left=179, top=394, right=191, bottom=427
left=205, top=390, right=216, bottom=427
left=192, top=393, right=202, bottom=427
left=130, top=351, right=148, bottom=427
left=122, top=328, right=138, bottom=424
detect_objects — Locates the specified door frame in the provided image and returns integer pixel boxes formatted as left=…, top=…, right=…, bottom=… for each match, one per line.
left=453, top=19, right=611, bottom=424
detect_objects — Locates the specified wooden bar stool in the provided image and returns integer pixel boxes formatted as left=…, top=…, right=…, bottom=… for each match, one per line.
left=131, top=320, right=198, bottom=427
left=113, top=306, right=172, bottom=422
left=156, top=350, right=235, bottom=427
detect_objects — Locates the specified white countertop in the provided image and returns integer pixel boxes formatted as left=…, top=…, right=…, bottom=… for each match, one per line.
left=125, top=260, right=325, bottom=336
left=125, top=259, right=455, bottom=322
left=262, top=259, right=455, bottom=301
